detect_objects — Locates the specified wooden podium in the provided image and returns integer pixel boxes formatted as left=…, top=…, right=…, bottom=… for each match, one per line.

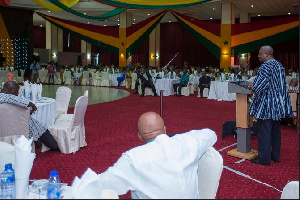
left=227, top=81, right=258, bottom=160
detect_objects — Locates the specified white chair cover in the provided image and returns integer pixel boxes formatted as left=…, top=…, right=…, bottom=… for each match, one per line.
left=0, top=103, right=30, bottom=144
left=131, top=73, right=137, bottom=89
left=100, top=72, right=111, bottom=86
left=55, top=86, right=72, bottom=116
left=289, top=92, right=298, bottom=117
left=144, top=87, right=154, bottom=96
left=0, top=141, right=15, bottom=172
left=54, top=71, right=62, bottom=84
left=44, top=96, right=88, bottom=154
left=17, top=69, right=24, bottom=84
left=64, top=71, right=73, bottom=85
left=203, top=88, right=209, bottom=98
left=12, top=70, right=18, bottom=82
left=198, top=147, right=223, bottom=199
left=81, top=71, right=90, bottom=85
left=84, top=90, right=88, bottom=97
left=94, top=71, right=102, bottom=86
left=181, top=85, right=190, bottom=96
left=286, top=76, right=293, bottom=85
left=281, top=181, right=299, bottom=199
left=0, top=70, right=8, bottom=83
left=38, top=70, right=47, bottom=83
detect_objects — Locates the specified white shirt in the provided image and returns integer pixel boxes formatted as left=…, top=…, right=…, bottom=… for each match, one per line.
left=98, top=129, right=217, bottom=199
left=248, top=75, right=257, bottom=83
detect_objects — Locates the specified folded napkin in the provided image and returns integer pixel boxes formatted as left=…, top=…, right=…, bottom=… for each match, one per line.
left=72, top=168, right=105, bottom=199
left=14, top=135, right=36, bottom=199
left=23, top=81, right=31, bottom=99
left=30, top=83, right=37, bottom=103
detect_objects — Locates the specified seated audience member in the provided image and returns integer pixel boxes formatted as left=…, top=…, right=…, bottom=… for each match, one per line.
left=248, top=70, right=257, bottom=83
left=168, top=67, right=176, bottom=79
left=117, top=68, right=126, bottom=86
left=198, top=71, right=211, bottom=97
left=173, top=68, right=189, bottom=96
left=133, top=67, right=159, bottom=97
left=0, top=81, right=59, bottom=151
left=288, top=78, right=299, bottom=92
left=97, top=111, right=217, bottom=199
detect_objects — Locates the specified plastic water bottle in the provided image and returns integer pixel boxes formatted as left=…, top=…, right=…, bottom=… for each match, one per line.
left=47, top=171, right=61, bottom=199
left=0, top=163, right=16, bottom=199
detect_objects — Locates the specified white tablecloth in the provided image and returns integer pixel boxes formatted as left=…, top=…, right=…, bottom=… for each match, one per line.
left=28, top=185, right=72, bottom=199
left=109, top=73, right=122, bottom=86
left=154, top=79, right=179, bottom=96
left=208, top=81, right=236, bottom=101
left=31, top=97, right=56, bottom=127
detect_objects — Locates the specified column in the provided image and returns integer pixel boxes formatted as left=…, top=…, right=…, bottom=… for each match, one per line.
left=149, top=24, right=160, bottom=67
left=86, top=43, right=91, bottom=65
left=45, top=21, right=51, bottom=62
left=239, top=13, right=250, bottom=67
left=81, top=40, right=87, bottom=65
left=46, top=21, right=62, bottom=63
left=119, top=12, right=132, bottom=67
left=220, top=2, right=235, bottom=69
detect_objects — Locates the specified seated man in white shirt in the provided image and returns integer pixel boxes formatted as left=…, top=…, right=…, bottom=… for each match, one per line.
left=247, top=70, right=257, bottom=83
left=98, top=111, right=217, bottom=199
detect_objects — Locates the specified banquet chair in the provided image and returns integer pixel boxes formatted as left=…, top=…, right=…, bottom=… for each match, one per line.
left=17, top=69, right=24, bottom=84
left=0, top=103, right=30, bottom=144
left=43, top=96, right=88, bottom=154
left=289, top=92, right=298, bottom=125
left=54, top=71, right=62, bottom=84
left=84, top=90, right=88, bottom=97
left=38, top=70, right=47, bottom=84
left=0, top=70, right=7, bottom=83
left=55, top=86, right=72, bottom=117
left=81, top=71, right=90, bottom=85
left=131, top=73, right=137, bottom=89
left=94, top=71, right=102, bottom=86
left=198, top=147, right=223, bottom=199
left=64, top=71, right=73, bottom=85
left=197, top=87, right=209, bottom=98
left=0, top=141, right=15, bottom=172
left=181, top=83, right=190, bottom=96
left=12, top=70, right=18, bottom=82
left=280, top=181, right=299, bottom=199
left=100, top=72, right=112, bottom=86
left=286, top=76, right=293, bottom=86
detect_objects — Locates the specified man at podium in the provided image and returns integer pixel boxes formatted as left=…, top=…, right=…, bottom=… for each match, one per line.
left=248, top=45, right=293, bottom=166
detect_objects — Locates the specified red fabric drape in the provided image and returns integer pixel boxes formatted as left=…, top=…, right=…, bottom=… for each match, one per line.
left=91, top=44, right=118, bottom=67
left=160, top=22, right=219, bottom=68
left=249, top=37, right=299, bottom=70
left=33, top=26, right=46, bottom=49
left=63, top=31, right=81, bottom=53
left=131, top=37, right=149, bottom=66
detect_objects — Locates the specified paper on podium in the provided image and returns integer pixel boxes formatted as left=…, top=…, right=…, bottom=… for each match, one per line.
left=14, top=135, right=36, bottom=199
left=71, top=168, right=106, bottom=199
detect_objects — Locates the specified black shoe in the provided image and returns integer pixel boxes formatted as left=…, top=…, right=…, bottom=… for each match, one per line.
left=154, top=94, right=159, bottom=97
left=250, top=158, right=270, bottom=166
left=140, top=94, right=144, bottom=97
left=271, top=156, right=279, bottom=163
left=133, top=91, right=138, bottom=94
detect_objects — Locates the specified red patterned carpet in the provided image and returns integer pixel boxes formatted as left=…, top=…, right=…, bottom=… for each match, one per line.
left=30, top=87, right=299, bottom=199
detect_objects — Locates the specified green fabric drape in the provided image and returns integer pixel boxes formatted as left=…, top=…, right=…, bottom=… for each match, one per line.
left=94, top=0, right=214, bottom=9
left=48, top=0, right=126, bottom=19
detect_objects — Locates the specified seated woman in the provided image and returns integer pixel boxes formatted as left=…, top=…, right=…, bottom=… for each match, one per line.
left=117, top=68, right=127, bottom=86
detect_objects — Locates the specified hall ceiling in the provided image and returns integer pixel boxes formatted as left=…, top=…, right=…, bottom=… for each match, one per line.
left=6, top=0, right=299, bottom=27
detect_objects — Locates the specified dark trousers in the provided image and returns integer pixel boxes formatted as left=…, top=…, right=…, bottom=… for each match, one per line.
left=48, top=75, right=54, bottom=84
left=173, top=83, right=186, bottom=95
left=199, top=85, right=210, bottom=97
left=257, top=119, right=281, bottom=163
left=35, top=129, right=59, bottom=151
left=135, top=81, right=157, bottom=95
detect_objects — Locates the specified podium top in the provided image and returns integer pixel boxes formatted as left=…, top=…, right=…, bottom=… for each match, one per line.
left=228, top=81, right=252, bottom=94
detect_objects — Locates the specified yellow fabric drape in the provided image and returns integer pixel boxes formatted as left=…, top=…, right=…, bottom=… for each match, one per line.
left=0, top=13, right=14, bottom=68
left=231, top=21, right=299, bottom=47
left=32, top=0, right=79, bottom=11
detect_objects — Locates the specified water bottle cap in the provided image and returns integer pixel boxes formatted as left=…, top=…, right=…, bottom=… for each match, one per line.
left=5, top=163, right=12, bottom=170
left=50, top=170, right=59, bottom=176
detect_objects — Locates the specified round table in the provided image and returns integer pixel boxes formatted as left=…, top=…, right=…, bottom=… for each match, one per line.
left=207, top=81, right=236, bottom=101
left=31, top=97, right=56, bottom=127
left=154, top=79, right=179, bottom=96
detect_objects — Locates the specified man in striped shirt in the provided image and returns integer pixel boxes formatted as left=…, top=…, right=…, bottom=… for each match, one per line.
left=0, top=81, right=59, bottom=151
left=248, top=45, right=293, bottom=166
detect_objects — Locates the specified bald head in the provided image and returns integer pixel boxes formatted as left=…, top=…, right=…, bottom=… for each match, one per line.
left=138, top=112, right=166, bottom=143
left=258, top=45, right=274, bottom=63
left=2, top=81, right=19, bottom=96
left=289, top=78, right=298, bottom=87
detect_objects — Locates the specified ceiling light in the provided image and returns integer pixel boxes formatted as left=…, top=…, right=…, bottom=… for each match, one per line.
left=133, top=22, right=135, bottom=24
left=168, top=21, right=171, bottom=23
left=118, top=19, right=119, bottom=21
left=258, top=14, right=261, bottom=16
left=251, top=5, right=254, bottom=8
left=40, top=25, right=43, bottom=27
left=212, top=8, right=216, bottom=10
left=48, top=10, right=50, bottom=13
left=104, top=25, right=106, bottom=26
left=87, top=22, right=90, bottom=24
left=117, top=23, right=120, bottom=25
left=84, top=13, right=86, bottom=15
left=133, top=19, right=136, bottom=21
left=288, top=12, right=291, bottom=15
left=147, top=13, right=150, bottom=16
left=210, top=17, right=213, bottom=20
